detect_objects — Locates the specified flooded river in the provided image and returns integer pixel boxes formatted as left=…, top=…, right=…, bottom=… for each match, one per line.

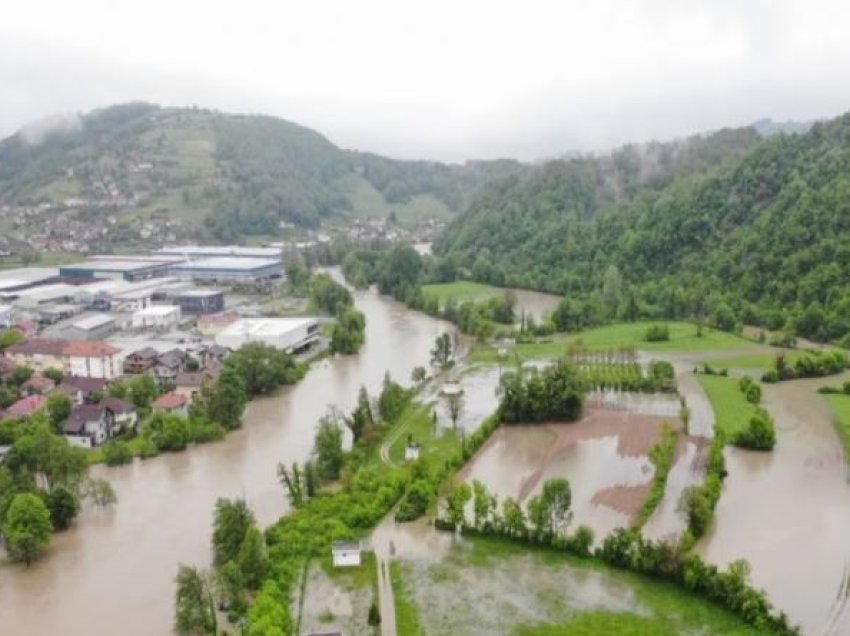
left=0, top=282, right=453, bottom=636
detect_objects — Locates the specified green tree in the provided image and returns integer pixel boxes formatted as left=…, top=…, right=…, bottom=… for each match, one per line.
left=195, top=366, right=247, bottom=430
left=277, top=462, right=304, bottom=507
left=501, top=497, right=526, bottom=537
left=237, top=526, right=268, bottom=590
left=83, top=478, right=118, bottom=507
left=174, top=564, right=216, bottom=635
left=46, top=393, right=72, bottom=433
left=225, top=342, right=303, bottom=395
left=212, top=498, right=255, bottom=566
left=445, top=482, right=471, bottom=530
left=129, top=374, right=159, bottom=410
left=471, top=480, right=494, bottom=530
left=3, top=493, right=52, bottom=565
left=216, top=560, right=246, bottom=614
left=411, top=366, right=428, bottom=385
left=443, top=391, right=464, bottom=428
left=314, top=412, right=344, bottom=481
left=430, top=332, right=454, bottom=368
left=0, top=328, right=24, bottom=350
left=541, top=478, right=572, bottom=536
left=331, top=307, right=366, bottom=354
left=45, top=485, right=80, bottom=530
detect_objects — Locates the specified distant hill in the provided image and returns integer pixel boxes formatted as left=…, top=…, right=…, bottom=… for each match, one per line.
left=0, top=103, right=522, bottom=242
left=436, top=112, right=850, bottom=342
left=750, top=117, right=816, bottom=137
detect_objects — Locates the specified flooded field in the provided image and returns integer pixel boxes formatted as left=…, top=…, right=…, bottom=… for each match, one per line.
left=296, top=557, right=377, bottom=636
left=697, top=376, right=850, bottom=635
left=460, top=408, right=677, bottom=538
left=393, top=535, right=763, bottom=635
left=642, top=439, right=704, bottom=541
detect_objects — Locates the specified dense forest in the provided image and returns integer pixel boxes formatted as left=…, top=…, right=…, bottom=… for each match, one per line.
left=436, top=112, right=850, bottom=344
left=0, top=103, right=519, bottom=240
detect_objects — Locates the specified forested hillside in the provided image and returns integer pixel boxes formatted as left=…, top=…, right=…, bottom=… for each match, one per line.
left=436, top=113, right=850, bottom=343
left=0, top=103, right=519, bottom=241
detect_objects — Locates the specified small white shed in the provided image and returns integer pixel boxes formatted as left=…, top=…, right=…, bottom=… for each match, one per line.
left=405, top=442, right=421, bottom=462
left=331, top=541, right=362, bottom=567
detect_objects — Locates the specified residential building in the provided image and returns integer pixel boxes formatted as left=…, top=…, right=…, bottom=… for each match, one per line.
left=64, top=404, right=110, bottom=448
left=215, top=318, right=319, bottom=353
left=5, top=394, right=47, bottom=418
left=102, top=397, right=138, bottom=434
left=151, top=391, right=189, bottom=415
left=5, top=339, right=123, bottom=379
left=60, top=376, right=109, bottom=405
left=131, top=305, right=181, bottom=330
left=22, top=375, right=56, bottom=395
left=64, top=341, right=124, bottom=379
left=331, top=541, right=362, bottom=567
left=174, top=371, right=212, bottom=401
left=123, top=347, right=159, bottom=374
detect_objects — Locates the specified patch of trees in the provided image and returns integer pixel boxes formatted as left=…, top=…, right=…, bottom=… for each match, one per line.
left=633, top=425, right=679, bottom=528
left=224, top=342, right=306, bottom=396
left=331, top=307, right=366, bottom=354
left=499, top=361, right=587, bottom=423
left=644, top=324, right=670, bottom=342
left=0, top=411, right=116, bottom=565
left=435, top=111, right=850, bottom=346
left=761, top=350, right=847, bottom=383
left=681, top=433, right=727, bottom=544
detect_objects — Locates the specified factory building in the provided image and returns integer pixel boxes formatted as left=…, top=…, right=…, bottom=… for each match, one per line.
left=215, top=317, right=319, bottom=353
left=175, top=290, right=225, bottom=315
left=59, top=256, right=179, bottom=282
left=153, top=245, right=282, bottom=260
left=131, top=305, right=181, bottom=330
left=169, top=257, right=282, bottom=283
left=60, top=314, right=117, bottom=341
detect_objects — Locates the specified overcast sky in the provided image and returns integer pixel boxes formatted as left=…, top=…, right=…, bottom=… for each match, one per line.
left=1, top=0, right=849, bottom=162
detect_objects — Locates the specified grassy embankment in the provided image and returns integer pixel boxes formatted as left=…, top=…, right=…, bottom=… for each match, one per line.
left=391, top=535, right=765, bottom=635
left=696, top=375, right=760, bottom=440
left=470, top=321, right=752, bottom=364
left=825, top=394, right=850, bottom=457
left=385, top=402, right=461, bottom=467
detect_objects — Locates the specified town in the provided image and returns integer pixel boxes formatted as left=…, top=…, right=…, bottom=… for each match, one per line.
left=0, top=245, right=320, bottom=453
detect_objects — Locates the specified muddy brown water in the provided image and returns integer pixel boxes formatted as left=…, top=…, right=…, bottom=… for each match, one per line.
left=0, top=281, right=456, bottom=636
left=696, top=375, right=850, bottom=636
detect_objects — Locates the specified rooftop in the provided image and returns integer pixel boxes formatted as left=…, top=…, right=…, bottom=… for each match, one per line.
left=152, top=391, right=189, bottom=409
left=6, top=394, right=47, bottom=416
left=6, top=338, right=67, bottom=356
left=102, top=397, right=135, bottom=414
left=178, top=289, right=223, bottom=298
left=170, top=257, right=281, bottom=271
left=70, top=314, right=115, bottom=330
left=154, top=245, right=281, bottom=258
left=63, top=340, right=122, bottom=357
left=64, top=404, right=105, bottom=433
left=133, top=305, right=180, bottom=316
left=218, top=317, right=316, bottom=338
left=331, top=541, right=361, bottom=552
left=63, top=258, right=174, bottom=273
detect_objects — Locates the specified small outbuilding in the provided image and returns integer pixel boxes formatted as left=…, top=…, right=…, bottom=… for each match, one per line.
left=331, top=541, right=362, bottom=567
left=405, top=441, right=421, bottom=462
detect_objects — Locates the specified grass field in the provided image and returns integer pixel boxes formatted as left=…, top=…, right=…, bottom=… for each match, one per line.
left=391, top=561, right=423, bottom=635
left=697, top=375, right=759, bottom=440
left=825, top=394, right=850, bottom=457
left=421, top=281, right=503, bottom=305
left=345, top=176, right=455, bottom=227
left=469, top=322, right=751, bottom=364
left=386, top=401, right=462, bottom=469
left=0, top=251, right=83, bottom=270
left=392, top=535, right=765, bottom=635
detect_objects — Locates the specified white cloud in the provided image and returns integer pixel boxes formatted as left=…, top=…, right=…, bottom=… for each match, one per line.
left=1, top=0, right=849, bottom=161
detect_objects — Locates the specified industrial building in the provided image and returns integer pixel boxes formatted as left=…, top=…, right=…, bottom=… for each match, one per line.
left=131, top=305, right=181, bottom=330
left=0, top=268, right=60, bottom=296
left=169, top=257, right=282, bottom=283
left=153, top=245, right=282, bottom=259
left=175, top=289, right=225, bottom=315
left=60, top=314, right=117, bottom=341
left=215, top=317, right=319, bottom=353
left=59, top=257, right=178, bottom=282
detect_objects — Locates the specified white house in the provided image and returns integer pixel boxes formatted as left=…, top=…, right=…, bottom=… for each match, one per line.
left=132, top=305, right=181, bottom=330
left=64, top=404, right=110, bottom=448
left=331, top=541, right=362, bottom=567
left=64, top=341, right=124, bottom=380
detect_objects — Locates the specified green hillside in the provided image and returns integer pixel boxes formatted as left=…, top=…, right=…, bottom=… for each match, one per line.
left=436, top=112, right=850, bottom=343
left=0, top=103, right=520, bottom=242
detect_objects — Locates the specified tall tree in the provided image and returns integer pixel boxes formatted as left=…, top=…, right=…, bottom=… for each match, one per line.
left=3, top=493, right=52, bottom=565
left=212, top=498, right=255, bottom=566
left=174, top=564, right=216, bottom=635
left=237, top=526, right=268, bottom=590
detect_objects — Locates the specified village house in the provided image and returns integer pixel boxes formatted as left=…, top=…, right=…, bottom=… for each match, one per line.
left=153, top=349, right=187, bottom=386
left=64, top=404, right=110, bottom=448
left=331, top=541, right=362, bottom=567
left=22, top=374, right=56, bottom=395
left=102, top=397, right=138, bottom=434
left=405, top=441, right=421, bottom=462
left=174, top=371, right=212, bottom=402
left=4, top=338, right=66, bottom=373
left=151, top=391, right=189, bottom=415
left=5, top=394, right=47, bottom=418
left=123, top=347, right=159, bottom=374
left=59, top=376, right=109, bottom=405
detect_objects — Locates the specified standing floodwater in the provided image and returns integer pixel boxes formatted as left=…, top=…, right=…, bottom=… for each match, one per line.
left=0, top=278, right=452, bottom=636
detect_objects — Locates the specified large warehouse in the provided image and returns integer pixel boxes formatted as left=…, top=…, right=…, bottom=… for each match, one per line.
left=153, top=245, right=282, bottom=259
left=169, top=257, right=282, bottom=282
left=59, top=256, right=179, bottom=282
left=215, top=318, right=319, bottom=353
